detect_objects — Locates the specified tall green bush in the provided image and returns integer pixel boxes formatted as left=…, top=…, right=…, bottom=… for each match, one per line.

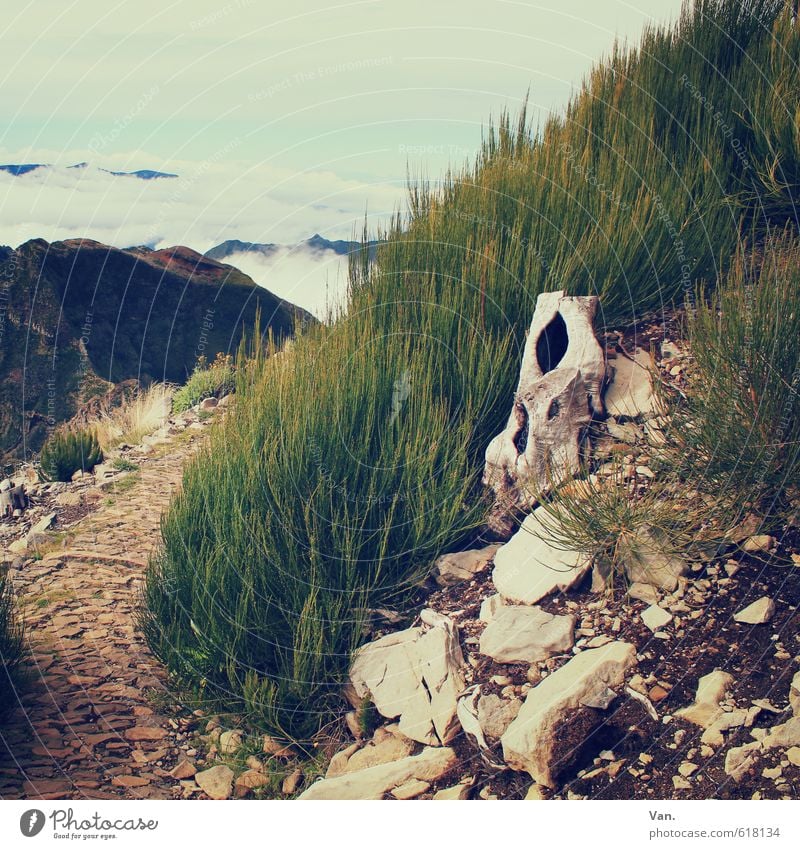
left=39, top=428, right=103, bottom=482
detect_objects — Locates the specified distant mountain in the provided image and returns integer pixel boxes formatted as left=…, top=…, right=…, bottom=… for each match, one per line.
left=205, top=234, right=379, bottom=262
left=0, top=239, right=312, bottom=460
left=0, top=163, right=177, bottom=179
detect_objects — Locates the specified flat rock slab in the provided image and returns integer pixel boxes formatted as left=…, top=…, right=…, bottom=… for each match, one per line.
left=435, top=544, right=501, bottom=587
left=604, top=349, right=657, bottom=418
left=299, top=747, right=458, bottom=800
left=479, top=605, right=575, bottom=664
left=501, top=642, right=637, bottom=787
left=492, top=508, right=591, bottom=605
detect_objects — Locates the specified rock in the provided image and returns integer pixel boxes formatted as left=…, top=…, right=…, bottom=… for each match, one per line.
left=349, top=616, right=465, bottom=746
left=724, top=742, right=761, bottom=782
left=741, top=535, right=775, bottom=553
left=477, top=694, right=522, bottom=739
left=733, top=597, right=775, bottom=625
left=435, top=544, right=500, bottom=587
left=672, top=776, right=692, bottom=790
left=604, top=349, right=657, bottom=418
left=501, top=642, right=637, bottom=787
left=618, top=526, right=687, bottom=590
left=479, top=593, right=506, bottom=623
left=344, top=727, right=416, bottom=773
left=678, top=761, right=698, bottom=777
left=234, top=769, right=270, bottom=796
left=580, top=686, right=617, bottom=710
left=282, top=768, right=303, bottom=795
left=492, top=507, right=591, bottom=605
left=762, top=717, right=800, bottom=749
left=195, top=765, right=234, bottom=800
left=700, top=709, right=750, bottom=748
left=790, top=672, right=800, bottom=716
left=200, top=397, right=219, bottom=410
left=641, top=604, right=672, bottom=632
left=124, top=726, right=168, bottom=742
left=299, top=747, right=458, bottom=800
left=219, top=729, right=243, bottom=755
left=479, top=605, right=575, bottom=664
left=326, top=743, right=360, bottom=778
left=391, top=779, right=430, bottom=799
left=433, top=783, right=469, bottom=800
left=169, top=759, right=196, bottom=779
left=483, top=292, right=605, bottom=525
left=262, top=735, right=294, bottom=758
left=786, top=747, right=800, bottom=767
left=628, top=582, right=661, bottom=604
left=675, top=670, right=733, bottom=729
left=606, top=421, right=641, bottom=445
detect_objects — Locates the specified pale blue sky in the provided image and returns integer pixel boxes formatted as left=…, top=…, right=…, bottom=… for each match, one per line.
left=0, top=0, right=686, bottom=307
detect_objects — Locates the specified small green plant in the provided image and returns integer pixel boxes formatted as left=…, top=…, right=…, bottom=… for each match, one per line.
left=112, top=458, right=139, bottom=472
left=0, top=571, right=24, bottom=714
left=172, top=353, right=235, bottom=413
left=39, top=427, right=103, bottom=482
left=356, top=694, right=380, bottom=738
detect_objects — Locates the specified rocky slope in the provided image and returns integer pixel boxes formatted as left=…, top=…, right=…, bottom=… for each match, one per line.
left=0, top=238, right=311, bottom=460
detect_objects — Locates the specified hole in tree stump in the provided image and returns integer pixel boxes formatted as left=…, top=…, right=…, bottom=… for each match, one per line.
left=536, top=312, right=569, bottom=374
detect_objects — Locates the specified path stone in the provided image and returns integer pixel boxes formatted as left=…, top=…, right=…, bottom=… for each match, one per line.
left=479, top=605, right=575, bottom=663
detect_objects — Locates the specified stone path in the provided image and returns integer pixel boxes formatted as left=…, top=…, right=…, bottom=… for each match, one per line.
left=0, top=435, right=204, bottom=799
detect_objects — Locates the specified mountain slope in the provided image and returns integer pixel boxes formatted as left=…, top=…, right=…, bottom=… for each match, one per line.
left=204, top=234, right=379, bottom=262
left=0, top=238, right=311, bottom=459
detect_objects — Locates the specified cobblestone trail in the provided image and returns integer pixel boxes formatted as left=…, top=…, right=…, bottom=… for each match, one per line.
left=0, top=436, right=203, bottom=799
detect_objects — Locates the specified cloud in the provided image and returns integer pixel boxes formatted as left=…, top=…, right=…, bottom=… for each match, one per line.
left=224, top=247, right=350, bottom=320
left=0, top=156, right=404, bottom=257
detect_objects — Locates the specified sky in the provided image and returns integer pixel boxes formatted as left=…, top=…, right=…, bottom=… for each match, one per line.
left=0, top=0, right=686, bottom=313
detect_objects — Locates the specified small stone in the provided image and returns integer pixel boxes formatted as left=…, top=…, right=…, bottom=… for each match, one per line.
left=734, top=597, right=775, bottom=625
left=742, top=535, right=775, bottom=553
left=641, top=604, right=672, bottom=632
left=169, top=759, right=196, bottom=780
left=219, top=729, right=243, bottom=755
left=124, top=726, right=168, bottom=742
left=525, top=783, right=548, bottom=800
left=649, top=685, right=669, bottom=703
left=762, top=766, right=782, bottom=780
left=786, top=747, right=800, bottom=767
left=282, top=768, right=303, bottom=795
left=263, top=735, right=294, bottom=757
left=195, top=765, right=234, bottom=800
left=479, top=594, right=505, bottom=623
left=678, top=762, right=698, bottom=777
left=672, top=776, right=692, bottom=790
left=235, top=769, right=271, bottom=794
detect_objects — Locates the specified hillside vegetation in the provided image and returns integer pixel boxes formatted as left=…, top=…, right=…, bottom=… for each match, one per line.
left=143, top=0, right=800, bottom=740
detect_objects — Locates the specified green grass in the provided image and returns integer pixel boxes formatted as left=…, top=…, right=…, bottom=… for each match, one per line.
left=143, top=0, right=800, bottom=743
left=172, top=354, right=235, bottom=413
left=671, top=231, right=800, bottom=523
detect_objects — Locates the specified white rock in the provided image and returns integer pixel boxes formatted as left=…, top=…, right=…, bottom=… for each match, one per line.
left=350, top=616, right=465, bottom=746
left=762, top=717, right=800, bottom=749
left=618, top=525, right=687, bottom=590
left=478, top=593, right=506, bottom=623
left=344, top=727, right=416, bottom=773
left=733, top=597, right=775, bottom=625
left=492, top=507, right=591, bottom=605
left=604, top=349, right=657, bottom=418
left=477, top=694, right=522, bottom=739
left=501, top=642, right=637, bottom=787
left=299, top=747, right=458, bottom=800
left=790, top=671, right=800, bottom=717
left=480, top=605, right=575, bottom=664
left=433, top=783, right=470, bottom=800
left=675, top=669, right=733, bottom=729
left=435, top=544, right=500, bottom=587
left=218, top=729, right=242, bottom=755
left=724, top=742, right=761, bottom=782
left=641, top=604, right=672, bottom=632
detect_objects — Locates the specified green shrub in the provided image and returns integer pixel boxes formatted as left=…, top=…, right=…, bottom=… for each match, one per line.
left=172, top=353, right=235, bottom=413
left=0, top=571, right=24, bottom=714
left=39, top=427, right=104, bottom=482
left=673, top=232, right=800, bottom=521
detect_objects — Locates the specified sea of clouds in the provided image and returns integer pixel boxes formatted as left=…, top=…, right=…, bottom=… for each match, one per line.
left=0, top=154, right=403, bottom=317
